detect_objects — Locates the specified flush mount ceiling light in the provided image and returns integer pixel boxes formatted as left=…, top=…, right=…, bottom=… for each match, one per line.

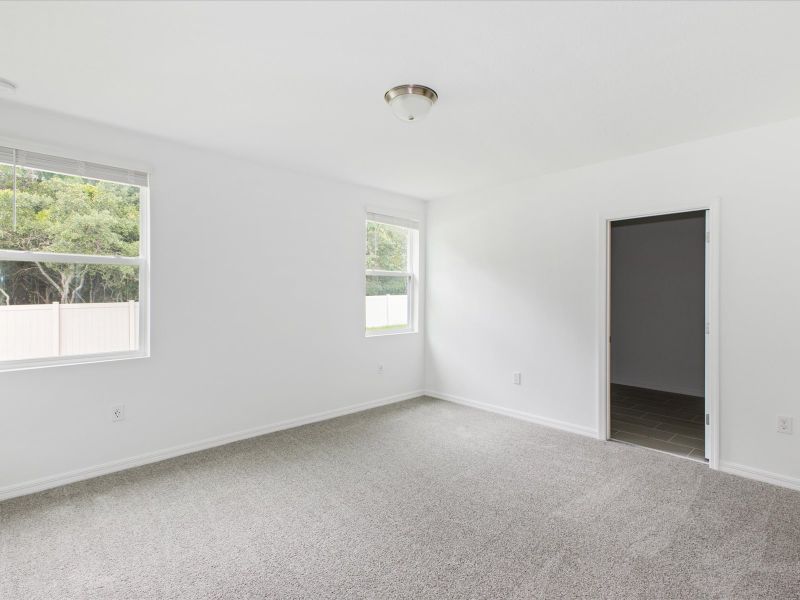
left=384, top=84, right=438, bottom=122
left=0, top=78, right=17, bottom=93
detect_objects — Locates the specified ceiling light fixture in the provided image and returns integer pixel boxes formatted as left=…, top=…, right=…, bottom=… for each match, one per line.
left=0, top=78, right=17, bottom=93
left=384, top=84, right=438, bottom=122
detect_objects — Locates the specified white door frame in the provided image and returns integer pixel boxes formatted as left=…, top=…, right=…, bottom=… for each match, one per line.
left=596, top=199, right=721, bottom=470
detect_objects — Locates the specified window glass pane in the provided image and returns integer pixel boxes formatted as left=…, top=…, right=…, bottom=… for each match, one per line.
left=0, top=260, right=139, bottom=361
left=366, top=275, right=409, bottom=332
left=0, top=163, right=13, bottom=233
left=0, top=167, right=140, bottom=256
left=366, top=221, right=409, bottom=271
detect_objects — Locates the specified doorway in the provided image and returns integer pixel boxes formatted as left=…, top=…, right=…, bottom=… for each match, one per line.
left=603, top=209, right=715, bottom=463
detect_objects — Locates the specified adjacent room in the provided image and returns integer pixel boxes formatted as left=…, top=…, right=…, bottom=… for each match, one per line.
left=609, top=211, right=708, bottom=460
left=1, top=2, right=799, bottom=599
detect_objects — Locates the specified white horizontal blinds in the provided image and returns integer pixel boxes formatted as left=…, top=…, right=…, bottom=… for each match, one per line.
left=366, top=212, right=419, bottom=230
left=14, top=149, right=148, bottom=187
left=0, top=146, right=14, bottom=166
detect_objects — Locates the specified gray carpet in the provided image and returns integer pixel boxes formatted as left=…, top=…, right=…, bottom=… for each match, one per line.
left=1, top=397, right=798, bottom=600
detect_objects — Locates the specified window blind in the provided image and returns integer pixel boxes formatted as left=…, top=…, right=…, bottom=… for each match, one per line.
left=366, top=212, right=419, bottom=230
left=0, top=146, right=148, bottom=187
left=0, top=146, right=14, bottom=166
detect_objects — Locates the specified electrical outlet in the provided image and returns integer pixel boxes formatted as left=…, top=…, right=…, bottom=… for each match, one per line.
left=777, top=416, right=793, bottom=434
left=377, top=363, right=384, bottom=375
left=513, top=371, right=522, bottom=385
left=111, top=405, right=125, bottom=422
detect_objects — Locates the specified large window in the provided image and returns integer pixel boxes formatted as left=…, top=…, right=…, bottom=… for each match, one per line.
left=365, top=212, right=418, bottom=335
left=0, top=146, right=149, bottom=369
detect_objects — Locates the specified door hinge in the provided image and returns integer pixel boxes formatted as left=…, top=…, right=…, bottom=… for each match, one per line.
left=706, top=231, right=711, bottom=243
left=705, top=322, right=710, bottom=335
left=705, top=413, right=710, bottom=426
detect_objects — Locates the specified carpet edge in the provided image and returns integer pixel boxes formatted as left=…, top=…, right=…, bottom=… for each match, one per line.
left=719, top=461, right=800, bottom=492
left=424, top=389, right=598, bottom=438
left=0, top=389, right=424, bottom=501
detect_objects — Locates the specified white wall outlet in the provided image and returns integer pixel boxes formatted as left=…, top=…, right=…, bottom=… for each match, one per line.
left=377, top=363, right=384, bottom=375
left=111, top=405, right=125, bottom=422
left=513, top=371, right=522, bottom=385
left=777, top=416, right=793, bottom=434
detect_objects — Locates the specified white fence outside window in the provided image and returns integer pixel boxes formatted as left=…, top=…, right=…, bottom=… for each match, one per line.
left=0, top=301, right=139, bottom=361
left=365, top=294, right=408, bottom=329
left=1, top=295, right=403, bottom=361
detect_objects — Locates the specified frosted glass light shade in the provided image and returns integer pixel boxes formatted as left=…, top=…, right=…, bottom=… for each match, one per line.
left=384, top=85, right=438, bottom=122
left=389, top=93, right=433, bottom=122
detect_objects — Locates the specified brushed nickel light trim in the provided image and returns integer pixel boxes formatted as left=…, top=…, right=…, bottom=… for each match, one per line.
left=384, top=84, right=438, bottom=104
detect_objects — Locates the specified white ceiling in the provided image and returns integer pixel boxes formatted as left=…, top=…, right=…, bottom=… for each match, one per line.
left=3, top=1, right=800, bottom=199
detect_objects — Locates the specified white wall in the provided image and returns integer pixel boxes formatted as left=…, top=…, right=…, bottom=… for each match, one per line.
left=426, top=117, right=800, bottom=487
left=0, top=101, right=425, bottom=496
left=610, top=213, right=705, bottom=397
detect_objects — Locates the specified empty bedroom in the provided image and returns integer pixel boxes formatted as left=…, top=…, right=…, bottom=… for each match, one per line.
left=1, top=2, right=798, bottom=599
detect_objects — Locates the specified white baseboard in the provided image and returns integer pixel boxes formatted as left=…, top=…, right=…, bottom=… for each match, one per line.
left=611, top=380, right=704, bottom=399
left=427, top=390, right=800, bottom=492
left=5, top=390, right=797, bottom=501
left=0, top=390, right=424, bottom=502
left=425, top=390, right=597, bottom=438
left=719, top=461, right=800, bottom=492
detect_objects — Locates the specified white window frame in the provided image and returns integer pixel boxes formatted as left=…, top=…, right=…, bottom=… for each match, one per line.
left=0, top=144, right=150, bottom=372
left=365, top=211, right=419, bottom=337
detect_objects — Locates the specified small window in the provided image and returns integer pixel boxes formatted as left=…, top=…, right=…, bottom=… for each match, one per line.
left=0, top=146, right=149, bottom=370
left=365, top=212, right=418, bottom=335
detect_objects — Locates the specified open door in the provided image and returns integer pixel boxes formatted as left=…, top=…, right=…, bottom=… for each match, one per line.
left=608, top=210, right=708, bottom=462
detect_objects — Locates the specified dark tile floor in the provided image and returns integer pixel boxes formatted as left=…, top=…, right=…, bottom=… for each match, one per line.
left=610, top=384, right=707, bottom=462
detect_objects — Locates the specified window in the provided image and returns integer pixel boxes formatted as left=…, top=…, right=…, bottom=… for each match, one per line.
left=0, top=146, right=149, bottom=369
left=365, top=212, right=418, bottom=335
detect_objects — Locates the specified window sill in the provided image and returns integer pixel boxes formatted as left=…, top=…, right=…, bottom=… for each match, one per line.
left=365, top=329, right=418, bottom=338
left=0, top=350, right=149, bottom=373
